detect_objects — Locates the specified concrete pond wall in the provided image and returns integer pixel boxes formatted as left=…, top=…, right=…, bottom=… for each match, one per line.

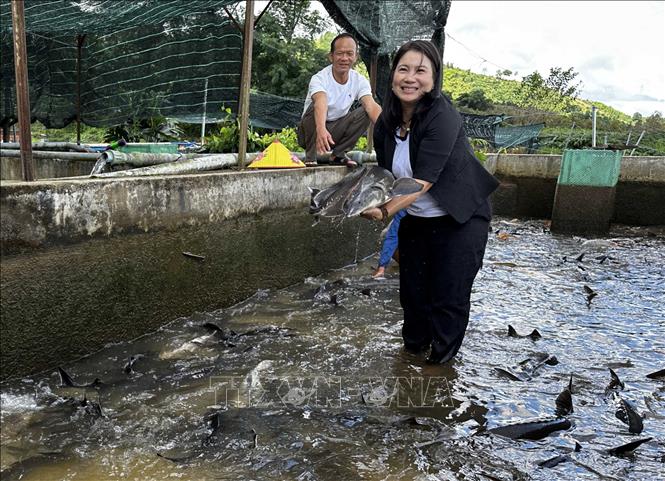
left=1, top=154, right=664, bottom=380
left=0, top=168, right=382, bottom=380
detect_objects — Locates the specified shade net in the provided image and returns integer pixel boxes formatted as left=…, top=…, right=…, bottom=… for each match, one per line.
left=1, top=0, right=451, bottom=130
left=0, top=0, right=241, bottom=128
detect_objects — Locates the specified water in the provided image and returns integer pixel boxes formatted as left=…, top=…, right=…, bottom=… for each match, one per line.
left=1, top=218, right=664, bottom=480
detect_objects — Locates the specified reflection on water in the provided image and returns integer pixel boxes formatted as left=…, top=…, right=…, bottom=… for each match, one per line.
left=1, top=218, right=664, bottom=480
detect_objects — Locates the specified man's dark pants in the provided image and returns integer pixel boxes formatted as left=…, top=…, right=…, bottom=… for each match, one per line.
left=297, top=106, right=369, bottom=162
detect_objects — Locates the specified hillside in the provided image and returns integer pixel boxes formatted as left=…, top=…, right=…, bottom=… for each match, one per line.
left=443, top=66, right=632, bottom=124
left=442, top=66, right=664, bottom=155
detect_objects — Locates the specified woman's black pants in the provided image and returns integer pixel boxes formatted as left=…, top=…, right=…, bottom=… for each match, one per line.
left=398, top=214, right=489, bottom=363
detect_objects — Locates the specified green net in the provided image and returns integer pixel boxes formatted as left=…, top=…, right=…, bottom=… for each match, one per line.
left=494, top=123, right=544, bottom=150
left=558, top=149, right=622, bottom=187
left=1, top=0, right=451, bottom=131
left=0, top=0, right=241, bottom=129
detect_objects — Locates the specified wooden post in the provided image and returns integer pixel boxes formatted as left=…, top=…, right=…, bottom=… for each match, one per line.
left=366, top=52, right=378, bottom=153
left=11, top=0, right=35, bottom=181
left=75, top=34, right=86, bottom=145
left=237, top=0, right=254, bottom=169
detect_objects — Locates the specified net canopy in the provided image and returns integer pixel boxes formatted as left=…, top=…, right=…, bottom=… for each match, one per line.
left=0, top=0, right=241, bottom=128
left=1, top=0, right=451, bottom=130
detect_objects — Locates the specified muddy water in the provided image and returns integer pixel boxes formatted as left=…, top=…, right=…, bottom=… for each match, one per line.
left=1, top=218, right=664, bottom=480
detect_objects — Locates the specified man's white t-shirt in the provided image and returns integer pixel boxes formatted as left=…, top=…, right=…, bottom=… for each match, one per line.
left=302, top=65, right=372, bottom=121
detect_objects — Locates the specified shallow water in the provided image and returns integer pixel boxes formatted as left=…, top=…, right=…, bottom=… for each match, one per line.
left=1, top=218, right=664, bottom=480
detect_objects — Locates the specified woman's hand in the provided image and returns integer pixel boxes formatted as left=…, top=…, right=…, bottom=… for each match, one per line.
left=361, top=207, right=383, bottom=221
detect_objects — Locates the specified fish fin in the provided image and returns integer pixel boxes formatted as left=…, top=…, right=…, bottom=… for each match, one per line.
left=507, top=325, right=518, bottom=337
left=58, top=367, right=76, bottom=387
left=390, top=177, right=423, bottom=197
left=529, top=329, right=542, bottom=339
left=574, top=441, right=582, bottom=452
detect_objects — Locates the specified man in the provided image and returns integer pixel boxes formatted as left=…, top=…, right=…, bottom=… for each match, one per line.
left=298, top=33, right=382, bottom=167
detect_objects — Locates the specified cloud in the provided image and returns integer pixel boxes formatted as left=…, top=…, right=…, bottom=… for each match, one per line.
left=580, top=56, right=615, bottom=72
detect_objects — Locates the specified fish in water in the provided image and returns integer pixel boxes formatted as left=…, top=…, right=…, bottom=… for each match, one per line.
left=613, top=393, right=644, bottom=434
left=494, top=367, right=530, bottom=382
left=646, top=368, right=665, bottom=380
left=309, top=165, right=422, bottom=218
left=555, top=374, right=574, bottom=417
left=606, top=368, right=625, bottom=393
left=507, top=325, right=541, bottom=340
left=123, top=354, right=143, bottom=374
left=159, top=323, right=237, bottom=360
left=583, top=285, right=597, bottom=306
left=57, top=367, right=103, bottom=389
left=488, top=417, right=571, bottom=440
left=538, top=442, right=582, bottom=468
left=607, top=437, right=652, bottom=456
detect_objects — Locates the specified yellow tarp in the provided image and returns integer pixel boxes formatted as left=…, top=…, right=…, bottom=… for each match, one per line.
left=248, top=139, right=305, bottom=169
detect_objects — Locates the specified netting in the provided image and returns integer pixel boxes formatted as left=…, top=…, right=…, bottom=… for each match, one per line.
left=0, top=0, right=451, bottom=130
left=557, top=149, right=622, bottom=187
left=494, top=123, right=545, bottom=150
left=0, top=0, right=241, bottom=128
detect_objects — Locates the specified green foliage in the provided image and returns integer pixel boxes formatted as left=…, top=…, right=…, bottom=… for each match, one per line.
left=456, top=89, right=492, bottom=111
left=30, top=122, right=106, bottom=143
left=204, top=107, right=304, bottom=153
left=354, top=135, right=368, bottom=151
left=103, top=117, right=182, bottom=143
left=251, top=0, right=330, bottom=98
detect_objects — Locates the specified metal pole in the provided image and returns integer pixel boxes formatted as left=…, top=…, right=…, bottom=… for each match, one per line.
left=200, top=78, right=208, bottom=145
left=591, top=105, right=597, bottom=148
left=366, top=52, right=378, bottom=153
left=11, top=0, right=35, bottom=181
left=237, top=0, right=255, bottom=169
left=76, top=34, right=85, bottom=145
left=630, top=130, right=645, bottom=156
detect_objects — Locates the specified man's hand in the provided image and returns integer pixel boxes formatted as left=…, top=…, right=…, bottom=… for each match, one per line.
left=316, top=128, right=335, bottom=155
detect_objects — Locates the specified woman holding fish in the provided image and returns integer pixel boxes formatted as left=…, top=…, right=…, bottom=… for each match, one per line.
left=361, top=40, right=499, bottom=364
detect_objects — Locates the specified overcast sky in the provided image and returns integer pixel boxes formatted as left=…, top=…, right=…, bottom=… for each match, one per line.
left=306, top=1, right=664, bottom=116
left=443, top=1, right=664, bottom=116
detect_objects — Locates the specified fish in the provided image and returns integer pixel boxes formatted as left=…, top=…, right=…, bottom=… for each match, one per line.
left=309, top=165, right=422, bottom=218
left=646, top=368, right=665, bottom=380
left=123, top=354, right=143, bottom=374
left=538, top=442, right=582, bottom=468
left=507, top=325, right=542, bottom=340
left=488, top=417, right=572, bottom=440
left=159, top=323, right=236, bottom=360
left=57, top=367, right=103, bottom=389
left=613, top=393, right=644, bottom=434
left=607, top=437, right=652, bottom=456
left=494, top=367, right=530, bottom=382
left=555, top=374, right=574, bottom=417
left=583, top=285, right=597, bottom=306
left=606, top=368, right=625, bottom=392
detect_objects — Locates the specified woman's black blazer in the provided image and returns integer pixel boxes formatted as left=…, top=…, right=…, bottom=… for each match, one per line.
left=374, top=95, right=499, bottom=223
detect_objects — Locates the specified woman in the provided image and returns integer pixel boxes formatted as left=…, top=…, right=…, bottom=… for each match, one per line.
left=362, top=40, right=499, bottom=364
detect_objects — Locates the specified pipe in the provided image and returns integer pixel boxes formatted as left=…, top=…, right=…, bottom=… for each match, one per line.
left=0, top=149, right=100, bottom=161
left=0, top=142, right=95, bottom=152
left=91, top=153, right=261, bottom=178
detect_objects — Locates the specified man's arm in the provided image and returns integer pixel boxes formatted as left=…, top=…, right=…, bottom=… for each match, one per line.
left=360, top=95, right=382, bottom=124
left=312, top=91, right=334, bottom=155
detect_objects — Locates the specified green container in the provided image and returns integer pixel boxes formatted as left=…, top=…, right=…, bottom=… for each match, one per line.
left=119, top=143, right=178, bottom=154
left=557, top=149, right=622, bottom=187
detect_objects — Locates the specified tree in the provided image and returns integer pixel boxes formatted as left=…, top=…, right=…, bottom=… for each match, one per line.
left=545, top=67, right=582, bottom=99
left=456, top=89, right=492, bottom=111
left=251, top=0, right=331, bottom=98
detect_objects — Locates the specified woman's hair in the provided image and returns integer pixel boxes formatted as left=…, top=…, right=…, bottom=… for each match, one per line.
left=381, top=40, right=443, bottom=133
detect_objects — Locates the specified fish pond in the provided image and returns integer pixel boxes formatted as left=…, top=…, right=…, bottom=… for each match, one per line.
left=1, top=218, right=664, bottom=480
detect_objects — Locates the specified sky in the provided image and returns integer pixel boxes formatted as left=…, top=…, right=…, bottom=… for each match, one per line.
left=303, top=1, right=664, bottom=116
left=443, top=1, right=664, bottom=116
